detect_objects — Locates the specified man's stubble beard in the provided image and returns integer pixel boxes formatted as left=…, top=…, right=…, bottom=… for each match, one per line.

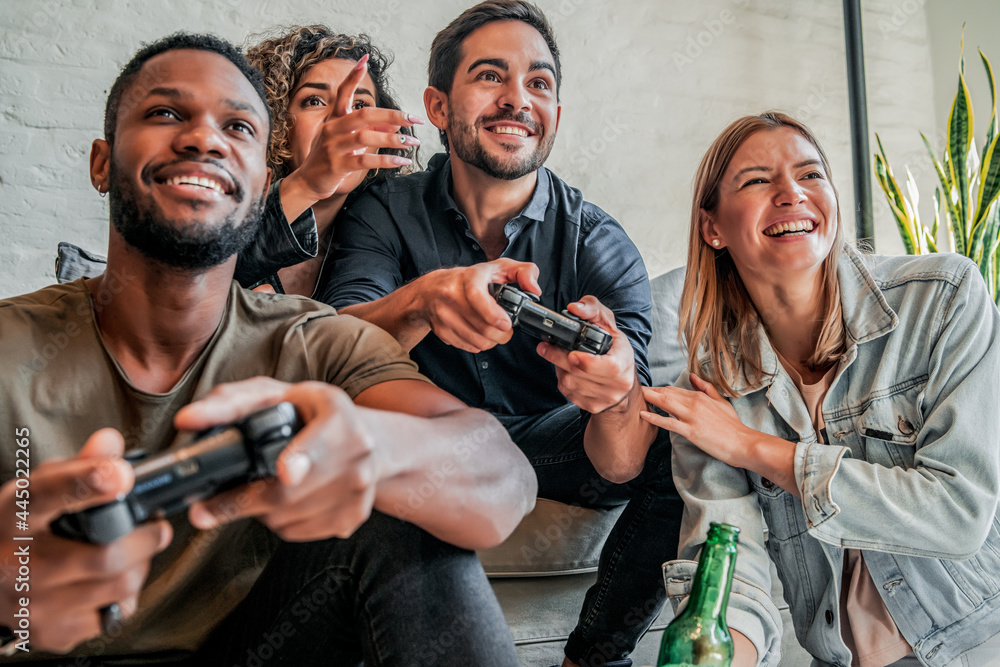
left=447, top=109, right=556, bottom=181
left=108, top=160, right=264, bottom=272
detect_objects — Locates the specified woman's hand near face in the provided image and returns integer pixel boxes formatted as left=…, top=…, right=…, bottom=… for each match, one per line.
left=641, top=374, right=800, bottom=496
left=280, top=55, right=423, bottom=218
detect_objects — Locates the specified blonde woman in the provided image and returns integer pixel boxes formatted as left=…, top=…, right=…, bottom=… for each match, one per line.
left=236, top=25, right=421, bottom=295
left=641, top=113, right=1000, bottom=667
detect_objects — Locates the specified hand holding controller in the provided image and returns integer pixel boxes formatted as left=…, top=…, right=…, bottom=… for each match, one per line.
left=489, top=283, right=612, bottom=355
left=51, top=402, right=302, bottom=544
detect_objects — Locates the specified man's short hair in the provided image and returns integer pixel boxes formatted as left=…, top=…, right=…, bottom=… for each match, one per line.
left=428, top=1, right=562, bottom=148
left=103, top=33, right=272, bottom=146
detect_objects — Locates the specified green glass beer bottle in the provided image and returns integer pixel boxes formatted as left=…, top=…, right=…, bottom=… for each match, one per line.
left=657, top=522, right=740, bottom=667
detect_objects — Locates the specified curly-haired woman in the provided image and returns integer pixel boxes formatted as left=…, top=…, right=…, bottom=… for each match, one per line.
left=641, top=113, right=1000, bottom=666
left=236, top=25, right=422, bottom=296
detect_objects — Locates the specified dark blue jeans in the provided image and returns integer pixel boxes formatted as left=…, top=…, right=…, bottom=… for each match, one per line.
left=498, top=403, right=682, bottom=667
left=196, top=511, right=520, bottom=667
left=34, top=516, right=518, bottom=667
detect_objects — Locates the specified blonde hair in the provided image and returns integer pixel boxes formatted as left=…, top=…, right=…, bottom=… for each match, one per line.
left=679, top=112, right=846, bottom=397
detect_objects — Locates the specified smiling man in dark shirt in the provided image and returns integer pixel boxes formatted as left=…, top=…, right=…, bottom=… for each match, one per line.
left=321, top=3, right=682, bottom=666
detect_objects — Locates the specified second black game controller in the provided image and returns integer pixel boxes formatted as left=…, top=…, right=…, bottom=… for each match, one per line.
left=490, top=283, right=613, bottom=355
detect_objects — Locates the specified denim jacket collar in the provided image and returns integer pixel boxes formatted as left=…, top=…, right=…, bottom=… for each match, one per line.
left=720, top=250, right=901, bottom=398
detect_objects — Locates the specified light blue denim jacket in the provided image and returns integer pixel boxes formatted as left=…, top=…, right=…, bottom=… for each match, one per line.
left=665, top=251, right=1000, bottom=667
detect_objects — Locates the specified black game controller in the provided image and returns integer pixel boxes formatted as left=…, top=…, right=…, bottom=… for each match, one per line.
left=490, top=283, right=613, bottom=355
left=51, top=402, right=302, bottom=544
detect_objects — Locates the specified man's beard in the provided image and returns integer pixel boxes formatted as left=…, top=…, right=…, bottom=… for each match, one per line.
left=108, top=160, right=264, bottom=272
left=447, top=109, right=555, bottom=181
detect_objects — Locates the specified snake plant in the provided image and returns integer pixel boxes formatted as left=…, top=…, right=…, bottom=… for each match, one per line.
left=874, top=36, right=1000, bottom=306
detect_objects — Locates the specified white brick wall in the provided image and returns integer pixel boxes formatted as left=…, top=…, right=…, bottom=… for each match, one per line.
left=0, top=0, right=938, bottom=298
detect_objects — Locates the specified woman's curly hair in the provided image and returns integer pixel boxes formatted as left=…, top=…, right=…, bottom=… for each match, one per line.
left=245, top=25, right=417, bottom=187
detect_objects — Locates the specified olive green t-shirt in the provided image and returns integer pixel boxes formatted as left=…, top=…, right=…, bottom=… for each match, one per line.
left=0, top=278, right=428, bottom=661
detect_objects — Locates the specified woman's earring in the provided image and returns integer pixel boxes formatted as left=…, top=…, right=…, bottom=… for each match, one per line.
left=711, top=239, right=720, bottom=247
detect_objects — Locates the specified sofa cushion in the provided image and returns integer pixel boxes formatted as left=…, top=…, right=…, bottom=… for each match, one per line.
left=648, top=266, right=687, bottom=387
left=55, top=242, right=107, bottom=283
left=478, top=499, right=624, bottom=577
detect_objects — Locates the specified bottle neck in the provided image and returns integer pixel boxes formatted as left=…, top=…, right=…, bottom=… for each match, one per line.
left=686, top=541, right=737, bottom=622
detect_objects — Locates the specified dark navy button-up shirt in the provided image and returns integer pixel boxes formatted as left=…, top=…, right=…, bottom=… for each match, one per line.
left=319, top=153, right=652, bottom=417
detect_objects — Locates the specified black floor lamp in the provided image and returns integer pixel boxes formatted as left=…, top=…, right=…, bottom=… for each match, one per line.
left=844, top=0, right=875, bottom=247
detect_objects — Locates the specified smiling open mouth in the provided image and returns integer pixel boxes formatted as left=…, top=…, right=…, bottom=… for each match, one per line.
left=763, top=220, right=815, bottom=237
left=160, top=175, right=228, bottom=194
left=488, top=125, right=530, bottom=138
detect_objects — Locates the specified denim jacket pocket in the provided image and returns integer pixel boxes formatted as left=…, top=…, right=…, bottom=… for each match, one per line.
left=851, top=376, right=927, bottom=468
left=748, top=473, right=808, bottom=542
left=941, top=514, right=1000, bottom=602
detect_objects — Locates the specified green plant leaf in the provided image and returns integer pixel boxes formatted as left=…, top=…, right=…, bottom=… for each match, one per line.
left=981, top=49, right=998, bottom=160
left=993, top=244, right=1000, bottom=306
left=960, top=26, right=966, bottom=75
left=974, top=133, right=1000, bottom=226
left=876, top=136, right=908, bottom=207
left=971, top=199, right=1000, bottom=268
left=932, top=187, right=941, bottom=243
left=924, top=230, right=938, bottom=253
left=905, top=167, right=929, bottom=253
left=922, top=132, right=963, bottom=253
left=875, top=152, right=918, bottom=254
left=984, top=200, right=1000, bottom=263
left=947, top=69, right=974, bottom=243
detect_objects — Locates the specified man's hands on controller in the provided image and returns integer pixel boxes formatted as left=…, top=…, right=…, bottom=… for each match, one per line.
left=415, top=259, right=633, bottom=414
left=0, top=429, right=171, bottom=653
left=179, top=377, right=383, bottom=542
left=3, top=378, right=382, bottom=653
left=418, top=258, right=541, bottom=353
left=535, top=297, right=636, bottom=414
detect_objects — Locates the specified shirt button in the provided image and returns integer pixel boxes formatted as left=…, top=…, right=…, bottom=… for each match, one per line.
left=481, top=361, right=489, bottom=370
left=472, top=243, right=480, bottom=251
left=761, top=478, right=774, bottom=489
left=825, top=609, right=834, bottom=625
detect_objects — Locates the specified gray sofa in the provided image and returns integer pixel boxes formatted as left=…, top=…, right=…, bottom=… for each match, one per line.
left=54, top=246, right=809, bottom=665
left=478, top=267, right=812, bottom=666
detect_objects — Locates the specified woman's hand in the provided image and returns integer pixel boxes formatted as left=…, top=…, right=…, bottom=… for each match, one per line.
left=641, top=374, right=799, bottom=495
left=640, top=374, right=752, bottom=466
left=281, top=54, right=422, bottom=213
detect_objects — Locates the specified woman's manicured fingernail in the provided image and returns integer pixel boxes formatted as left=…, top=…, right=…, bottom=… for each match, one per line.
left=406, top=113, right=425, bottom=125
left=400, top=135, right=420, bottom=146
left=355, top=54, right=370, bottom=71
left=392, top=156, right=412, bottom=165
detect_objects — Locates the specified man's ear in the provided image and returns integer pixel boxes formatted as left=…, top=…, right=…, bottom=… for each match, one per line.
left=264, top=166, right=273, bottom=195
left=554, top=105, right=561, bottom=136
left=699, top=208, right=724, bottom=249
left=423, top=86, right=448, bottom=135
left=90, top=139, right=111, bottom=195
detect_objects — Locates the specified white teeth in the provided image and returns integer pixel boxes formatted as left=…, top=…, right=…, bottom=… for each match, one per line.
left=490, top=125, right=529, bottom=137
left=164, top=175, right=224, bottom=193
left=763, top=220, right=815, bottom=236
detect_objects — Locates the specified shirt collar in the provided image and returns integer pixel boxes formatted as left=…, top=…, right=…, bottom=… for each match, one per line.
left=720, top=249, right=899, bottom=396
left=430, top=152, right=551, bottom=225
